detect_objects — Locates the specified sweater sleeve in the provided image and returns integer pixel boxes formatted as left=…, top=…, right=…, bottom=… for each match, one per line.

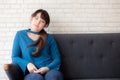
left=11, top=31, right=29, bottom=74
left=46, top=34, right=61, bottom=70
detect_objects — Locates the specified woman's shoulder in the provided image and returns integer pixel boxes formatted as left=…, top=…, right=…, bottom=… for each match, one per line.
left=15, top=29, right=27, bottom=37
left=15, top=29, right=27, bottom=35
left=47, top=33, right=55, bottom=39
left=47, top=33, right=57, bottom=43
left=16, top=29, right=26, bottom=33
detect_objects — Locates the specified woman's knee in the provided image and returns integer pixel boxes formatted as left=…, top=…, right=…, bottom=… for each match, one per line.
left=45, top=70, right=64, bottom=80
left=24, top=73, right=44, bottom=80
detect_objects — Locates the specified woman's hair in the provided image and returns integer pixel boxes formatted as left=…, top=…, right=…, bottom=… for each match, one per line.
left=27, top=9, right=50, bottom=57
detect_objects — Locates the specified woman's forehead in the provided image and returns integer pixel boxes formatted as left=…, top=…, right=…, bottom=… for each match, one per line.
left=35, top=13, right=41, bottom=18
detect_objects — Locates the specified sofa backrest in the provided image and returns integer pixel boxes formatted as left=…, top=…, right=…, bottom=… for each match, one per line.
left=53, top=33, right=120, bottom=80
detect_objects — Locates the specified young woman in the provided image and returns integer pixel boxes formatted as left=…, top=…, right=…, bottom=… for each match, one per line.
left=12, top=9, right=64, bottom=80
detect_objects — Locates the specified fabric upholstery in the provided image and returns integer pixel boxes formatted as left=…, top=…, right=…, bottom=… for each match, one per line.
left=4, top=63, right=24, bottom=80
left=53, top=34, right=120, bottom=80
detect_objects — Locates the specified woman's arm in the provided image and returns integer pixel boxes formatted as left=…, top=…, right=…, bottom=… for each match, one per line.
left=11, top=31, right=30, bottom=73
left=46, top=34, right=61, bottom=70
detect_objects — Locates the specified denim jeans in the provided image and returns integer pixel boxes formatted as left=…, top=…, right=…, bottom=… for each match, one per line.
left=24, top=70, right=64, bottom=80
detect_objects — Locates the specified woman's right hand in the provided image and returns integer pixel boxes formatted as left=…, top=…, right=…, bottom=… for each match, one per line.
left=27, top=63, right=38, bottom=73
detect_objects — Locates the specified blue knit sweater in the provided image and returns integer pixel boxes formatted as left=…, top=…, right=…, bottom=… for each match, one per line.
left=12, top=29, right=61, bottom=74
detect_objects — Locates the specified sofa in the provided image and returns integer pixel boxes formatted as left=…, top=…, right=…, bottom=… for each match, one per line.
left=4, top=33, right=120, bottom=80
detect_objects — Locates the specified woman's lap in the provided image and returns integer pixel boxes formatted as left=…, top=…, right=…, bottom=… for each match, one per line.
left=45, top=70, right=64, bottom=80
left=24, top=70, right=63, bottom=80
left=24, top=73, right=44, bottom=80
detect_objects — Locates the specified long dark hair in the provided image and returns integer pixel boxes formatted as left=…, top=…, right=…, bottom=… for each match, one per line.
left=27, top=9, right=50, bottom=57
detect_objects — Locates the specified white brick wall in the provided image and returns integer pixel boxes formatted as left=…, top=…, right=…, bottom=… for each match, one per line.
left=0, top=0, right=120, bottom=79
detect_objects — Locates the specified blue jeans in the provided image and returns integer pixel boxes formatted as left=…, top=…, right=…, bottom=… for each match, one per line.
left=24, top=70, right=64, bottom=80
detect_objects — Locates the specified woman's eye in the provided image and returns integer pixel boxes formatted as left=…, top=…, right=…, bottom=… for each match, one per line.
left=36, top=18, right=38, bottom=20
left=35, top=17, right=39, bottom=20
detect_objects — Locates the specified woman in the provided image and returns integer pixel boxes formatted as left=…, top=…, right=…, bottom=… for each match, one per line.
left=12, top=9, right=64, bottom=80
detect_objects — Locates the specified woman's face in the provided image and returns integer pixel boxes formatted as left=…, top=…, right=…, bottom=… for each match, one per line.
left=30, top=13, right=46, bottom=32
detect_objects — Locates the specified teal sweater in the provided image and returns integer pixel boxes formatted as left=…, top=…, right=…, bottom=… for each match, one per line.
left=12, top=29, right=61, bottom=74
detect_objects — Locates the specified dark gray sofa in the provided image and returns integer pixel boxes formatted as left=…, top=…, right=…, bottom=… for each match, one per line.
left=4, top=33, right=120, bottom=80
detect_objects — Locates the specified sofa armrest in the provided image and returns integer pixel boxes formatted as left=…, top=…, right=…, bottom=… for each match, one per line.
left=4, top=63, right=24, bottom=80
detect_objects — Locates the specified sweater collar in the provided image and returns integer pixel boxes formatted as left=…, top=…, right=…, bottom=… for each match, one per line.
left=26, top=29, right=40, bottom=35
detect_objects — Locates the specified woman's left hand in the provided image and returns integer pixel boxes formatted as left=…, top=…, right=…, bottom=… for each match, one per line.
left=34, top=67, right=49, bottom=74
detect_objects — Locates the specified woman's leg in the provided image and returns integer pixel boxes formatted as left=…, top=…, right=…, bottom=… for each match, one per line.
left=24, top=73, right=44, bottom=80
left=45, top=70, right=64, bottom=80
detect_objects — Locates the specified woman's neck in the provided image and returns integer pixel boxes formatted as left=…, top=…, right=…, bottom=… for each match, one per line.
left=27, top=29, right=40, bottom=35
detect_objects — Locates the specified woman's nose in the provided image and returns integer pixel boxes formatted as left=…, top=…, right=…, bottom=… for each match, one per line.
left=36, top=21, right=40, bottom=25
